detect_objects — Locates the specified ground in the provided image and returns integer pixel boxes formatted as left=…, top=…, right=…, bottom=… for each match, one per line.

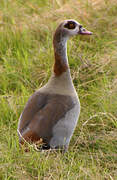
left=0, top=0, right=117, bottom=179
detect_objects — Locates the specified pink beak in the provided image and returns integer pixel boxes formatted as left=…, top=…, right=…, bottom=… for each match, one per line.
left=79, top=28, right=93, bottom=35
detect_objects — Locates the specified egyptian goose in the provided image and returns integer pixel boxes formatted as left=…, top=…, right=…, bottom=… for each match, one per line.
left=18, top=20, right=92, bottom=152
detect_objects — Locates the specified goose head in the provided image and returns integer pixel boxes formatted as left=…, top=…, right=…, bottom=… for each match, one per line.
left=53, top=19, right=92, bottom=43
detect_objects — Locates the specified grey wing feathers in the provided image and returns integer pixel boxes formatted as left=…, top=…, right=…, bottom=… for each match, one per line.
left=18, top=92, right=48, bottom=133
left=18, top=92, right=75, bottom=144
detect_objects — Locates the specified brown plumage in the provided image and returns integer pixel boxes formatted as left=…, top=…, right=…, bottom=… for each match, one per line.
left=54, top=52, right=68, bottom=76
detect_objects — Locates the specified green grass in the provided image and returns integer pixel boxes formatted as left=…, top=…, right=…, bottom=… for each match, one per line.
left=0, top=0, right=117, bottom=179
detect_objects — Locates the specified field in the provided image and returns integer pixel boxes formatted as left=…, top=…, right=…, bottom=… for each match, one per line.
left=0, top=0, right=117, bottom=179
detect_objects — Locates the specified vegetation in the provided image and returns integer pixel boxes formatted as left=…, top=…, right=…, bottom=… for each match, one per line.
left=0, top=0, right=117, bottom=179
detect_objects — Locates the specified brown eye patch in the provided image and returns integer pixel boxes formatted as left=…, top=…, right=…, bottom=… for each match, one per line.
left=64, top=21, right=76, bottom=29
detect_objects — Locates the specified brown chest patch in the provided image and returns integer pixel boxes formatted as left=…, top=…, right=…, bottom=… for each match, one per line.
left=54, top=53, right=68, bottom=76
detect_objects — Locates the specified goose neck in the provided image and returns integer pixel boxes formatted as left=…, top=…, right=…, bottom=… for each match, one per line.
left=53, top=33, right=69, bottom=76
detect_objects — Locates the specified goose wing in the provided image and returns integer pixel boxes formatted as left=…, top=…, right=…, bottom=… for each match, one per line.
left=18, top=91, right=75, bottom=144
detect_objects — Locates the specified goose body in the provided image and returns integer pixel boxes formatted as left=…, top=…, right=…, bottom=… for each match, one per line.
left=18, top=20, right=92, bottom=152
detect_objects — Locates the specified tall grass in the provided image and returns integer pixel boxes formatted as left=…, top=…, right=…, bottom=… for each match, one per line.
left=0, top=0, right=117, bottom=179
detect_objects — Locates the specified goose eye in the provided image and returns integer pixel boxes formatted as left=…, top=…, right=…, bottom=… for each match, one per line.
left=64, top=21, right=76, bottom=29
left=69, top=23, right=75, bottom=29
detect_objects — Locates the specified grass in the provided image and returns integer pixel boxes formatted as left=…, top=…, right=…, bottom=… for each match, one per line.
left=0, top=0, right=117, bottom=179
